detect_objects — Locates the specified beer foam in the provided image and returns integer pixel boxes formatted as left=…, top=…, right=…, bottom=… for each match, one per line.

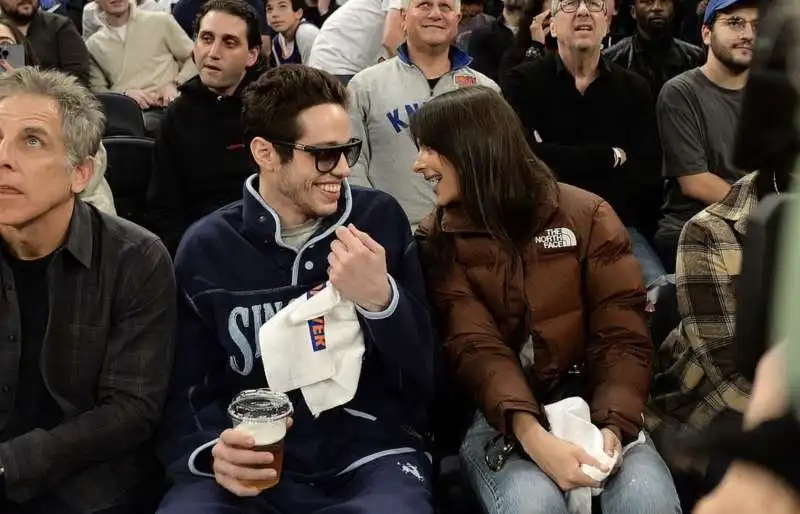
left=235, top=420, right=286, bottom=445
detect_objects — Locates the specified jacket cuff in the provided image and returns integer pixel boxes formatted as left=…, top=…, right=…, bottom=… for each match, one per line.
left=356, top=275, right=399, bottom=320
left=187, top=439, right=217, bottom=478
left=494, top=399, right=542, bottom=438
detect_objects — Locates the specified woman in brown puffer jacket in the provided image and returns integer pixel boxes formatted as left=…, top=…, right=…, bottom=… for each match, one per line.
left=413, top=86, right=680, bottom=514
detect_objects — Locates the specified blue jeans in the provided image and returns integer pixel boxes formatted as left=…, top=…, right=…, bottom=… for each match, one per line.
left=627, top=227, right=672, bottom=290
left=460, top=414, right=682, bottom=514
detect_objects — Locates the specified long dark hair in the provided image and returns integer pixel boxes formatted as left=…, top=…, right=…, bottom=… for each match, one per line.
left=410, top=86, right=558, bottom=264
left=0, top=17, right=38, bottom=67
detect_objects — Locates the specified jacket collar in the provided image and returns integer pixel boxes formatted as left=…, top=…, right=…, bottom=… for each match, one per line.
left=706, top=171, right=759, bottom=236
left=396, top=42, right=472, bottom=71
left=7, top=200, right=95, bottom=268
left=241, top=174, right=353, bottom=249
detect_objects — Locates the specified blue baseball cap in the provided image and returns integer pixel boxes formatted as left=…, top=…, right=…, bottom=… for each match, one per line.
left=703, top=0, right=743, bottom=25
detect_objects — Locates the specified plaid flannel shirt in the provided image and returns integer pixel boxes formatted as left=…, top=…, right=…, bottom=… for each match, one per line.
left=646, top=172, right=758, bottom=446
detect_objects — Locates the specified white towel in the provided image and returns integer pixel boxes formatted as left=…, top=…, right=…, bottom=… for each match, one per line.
left=258, top=283, right=365, bottom=417
left=544, top=397, right=646, bottom=514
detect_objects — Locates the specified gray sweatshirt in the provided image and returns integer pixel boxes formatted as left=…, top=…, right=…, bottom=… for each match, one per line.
left=347, top=44, right=499, bottom=227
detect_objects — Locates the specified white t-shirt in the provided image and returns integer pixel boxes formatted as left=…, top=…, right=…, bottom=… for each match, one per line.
left=306, top=0, right=401, bottom=76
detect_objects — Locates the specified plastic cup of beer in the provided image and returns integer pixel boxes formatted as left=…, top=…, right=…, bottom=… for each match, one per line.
left=228, top=389, right=293, bottom=491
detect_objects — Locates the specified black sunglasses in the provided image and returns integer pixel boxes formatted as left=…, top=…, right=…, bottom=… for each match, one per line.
left=269, top=138, right=362, bottom=173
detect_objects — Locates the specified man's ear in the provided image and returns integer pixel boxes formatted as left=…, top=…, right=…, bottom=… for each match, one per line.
left=250, top=137, right=279, bottom=171
left=701, top=23, right=711, bottom=46
left=629, top=3, right=635, bottom=19
left=70, top=158, right=95, bottom=195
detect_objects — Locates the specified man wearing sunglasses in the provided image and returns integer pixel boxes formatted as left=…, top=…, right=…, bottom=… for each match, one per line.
left=156, top=64, right=439, bottom=514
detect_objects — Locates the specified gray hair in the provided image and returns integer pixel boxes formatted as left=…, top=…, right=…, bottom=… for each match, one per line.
left=0, top=67, right=105, bottom=167
left=401, top=0, right=462, bottom=14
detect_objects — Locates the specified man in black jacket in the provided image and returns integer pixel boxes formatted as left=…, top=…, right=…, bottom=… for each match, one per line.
left=147, top=0, right=266, bottom=255
left=605, top=0, right=704, bottom=99
left=0, top=0, right=90, bottom=85
left=504, top=0, right=667, bottom=290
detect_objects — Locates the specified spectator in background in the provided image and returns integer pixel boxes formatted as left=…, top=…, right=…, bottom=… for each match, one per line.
left=0, top=16, right=117, bottom=215
left=454, top=0, right=494, bottom=50
left=86, top=0, right=196, bottom=134
left=605, top=0, right=704, bottom=101
left=467, top=0, right=524, bottom=81
left=172, top=0, right=273, bottom=54
left=504, top=0, right=666, bottom=292
left=267, top=0, right=319, bottom=65
left=0, top=67, right=175, bottom=514
left=348, top=0, right=499, bottom=229
left=156, top=65, right=438, bottom=514
left=82, top=0, right=168, bottom=39
left=414, top=86, right=680, bottom=514
left=653, top=0, right=757, bottom=272
left=0, top=0, right=90, bottom=85
left=302, top=0, right=337, bottom=27
left=305, top=0, right=403, bottom=85
left=148, top=0, right=266, bottom=255
left=497, top=0, right=554, bottom=84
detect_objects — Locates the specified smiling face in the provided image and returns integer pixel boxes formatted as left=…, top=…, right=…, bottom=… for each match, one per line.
left=194, top=10, right=258, bottom=96
left=404, top=0, right=461, bottom=49
left=551, top=0, right=609, bottom=51
left=412, top=145, right=460, bottom=206
left=252, top=103, right=352, bottom=226
left=703, top=5, right=758, bottom=74
left=0, top=93, right=91, bottom=228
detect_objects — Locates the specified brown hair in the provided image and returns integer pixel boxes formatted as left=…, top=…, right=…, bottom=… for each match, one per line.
left=0, top=17, right=39, bottom=66
left=410, top=86, right=558, bottom=263
left=242, top=64, right=348, bottom=163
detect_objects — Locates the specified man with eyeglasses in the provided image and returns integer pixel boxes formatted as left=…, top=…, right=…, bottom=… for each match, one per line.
left=156, top=64, right=439, bottom=514
left=503, top=0, right=669, bottom=296
left=653, top=0, right=758, bottom=272
left=348, top=0, right=498, bottom=231
left=604, top=0, right=705, bottom=100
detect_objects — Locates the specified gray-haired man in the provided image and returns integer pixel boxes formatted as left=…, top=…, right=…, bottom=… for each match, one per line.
left=0, top=68, right=176, bottom=514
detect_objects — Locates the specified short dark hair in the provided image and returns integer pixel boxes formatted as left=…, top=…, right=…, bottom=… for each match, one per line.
left=243, top=65, right=348, bottom=163
left=195, top=0, right=263, bottom=49
left=266, top=0, right=306, bottom=12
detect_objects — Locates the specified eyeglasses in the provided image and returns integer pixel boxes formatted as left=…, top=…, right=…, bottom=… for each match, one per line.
left=559, top=0, right=605, bottom=13
left=269, top=138, right=362, bottom=173
left=719, top=16, right=758, bottom=34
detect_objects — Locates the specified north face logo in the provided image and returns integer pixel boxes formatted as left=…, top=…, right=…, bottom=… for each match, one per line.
left=535, top=228, right=578, bottom=249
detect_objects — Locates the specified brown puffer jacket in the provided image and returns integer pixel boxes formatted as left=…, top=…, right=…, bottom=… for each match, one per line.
left=417, top=183, right=652, bottom=443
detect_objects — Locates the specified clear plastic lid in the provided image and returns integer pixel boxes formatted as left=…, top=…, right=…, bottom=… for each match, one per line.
left=228, top=389, right=293, bottom=424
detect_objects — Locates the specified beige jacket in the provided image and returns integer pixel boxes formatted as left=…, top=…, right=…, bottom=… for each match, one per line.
left=79, top=143, right=117, bottom=216
left=87, top=0, right=196, bottom=93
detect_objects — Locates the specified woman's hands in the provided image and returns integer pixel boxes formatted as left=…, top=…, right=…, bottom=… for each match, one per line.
left=512, top=412, right=609, bottom=491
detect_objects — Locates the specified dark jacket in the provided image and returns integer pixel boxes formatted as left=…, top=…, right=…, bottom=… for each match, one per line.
left=158, top=178, right=439, bottom=482
left=467, top=16, right=514, bottom=82
left=417, top=183, right=652, bottom=443
left=0, top=201, right=175, bottom=510
left=26, top=10, right=90, bottom=86
left=503, top=52, right=663, bottom=236
left=147, top=65, right=266, bottom=254
left=604, top=32, right=705, bottom=100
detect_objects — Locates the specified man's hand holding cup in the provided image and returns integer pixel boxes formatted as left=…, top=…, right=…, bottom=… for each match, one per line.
left=214, top=389, right=293, bottom=496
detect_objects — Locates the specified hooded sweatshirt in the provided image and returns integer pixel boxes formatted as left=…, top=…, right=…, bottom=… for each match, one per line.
left=79, top=142, right=117, bottom=216
left=347, top=44, right=499, bottom=227
left=147, top=65, right=266, bottom=254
